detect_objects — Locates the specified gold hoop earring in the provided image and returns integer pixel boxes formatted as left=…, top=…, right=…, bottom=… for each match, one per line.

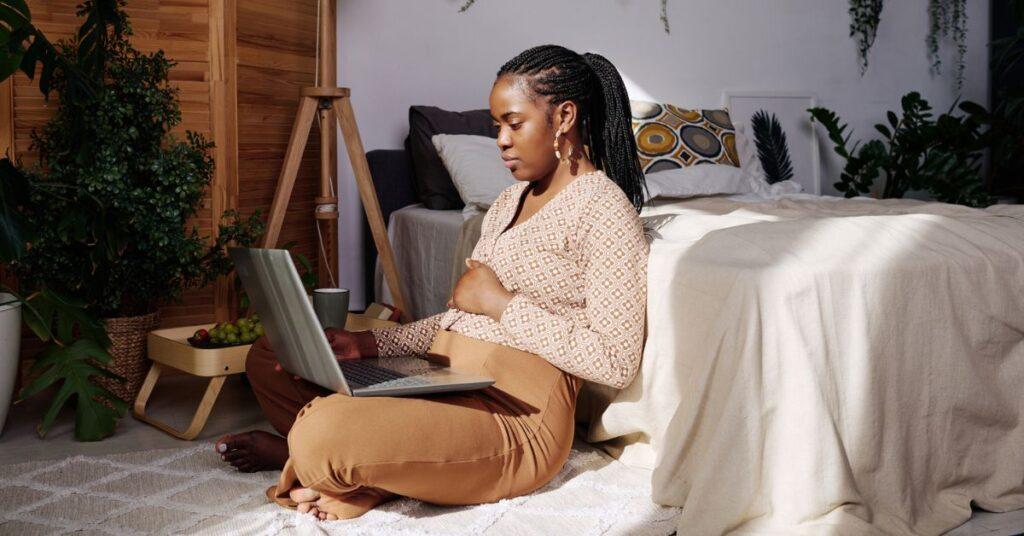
left=554, top=131, right=574, bottom=162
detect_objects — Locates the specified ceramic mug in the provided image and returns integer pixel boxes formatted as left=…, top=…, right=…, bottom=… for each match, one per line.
left=313, top=288, right=349, bottom=330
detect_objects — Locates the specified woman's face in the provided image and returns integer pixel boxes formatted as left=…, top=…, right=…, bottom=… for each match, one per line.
left=489, top=75, right=558, bottom=181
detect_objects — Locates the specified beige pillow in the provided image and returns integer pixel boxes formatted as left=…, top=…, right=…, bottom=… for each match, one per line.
left=630, top=100, right=741, bottom=173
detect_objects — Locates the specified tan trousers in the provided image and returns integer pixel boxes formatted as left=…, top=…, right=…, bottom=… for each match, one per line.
left=245, top=329, right=582, bottom=518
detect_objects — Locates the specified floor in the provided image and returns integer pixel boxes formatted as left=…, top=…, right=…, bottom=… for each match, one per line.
left=1, top=373, right=1022, bottom=535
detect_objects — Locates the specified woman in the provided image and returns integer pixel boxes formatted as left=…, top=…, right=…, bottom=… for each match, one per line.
left=215, top=44, right=649, bottom=521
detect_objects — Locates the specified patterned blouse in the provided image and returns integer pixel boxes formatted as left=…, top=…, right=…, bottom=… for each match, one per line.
left=368, top=170, right=649, bottom=389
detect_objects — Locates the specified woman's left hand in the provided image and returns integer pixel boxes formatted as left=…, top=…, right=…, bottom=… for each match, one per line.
left=448, top=258, right=514, bottom=321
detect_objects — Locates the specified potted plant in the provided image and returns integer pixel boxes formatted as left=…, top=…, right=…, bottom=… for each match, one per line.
left=0, top=1, right=264, bottom=439
left=809, top=91, right=992, bottom=207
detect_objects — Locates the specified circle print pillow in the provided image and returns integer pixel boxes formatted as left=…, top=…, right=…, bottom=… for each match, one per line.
left=630, top=100, right=740, bottom=174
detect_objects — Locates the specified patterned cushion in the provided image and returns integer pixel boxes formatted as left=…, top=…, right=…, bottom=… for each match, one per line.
left=630, top=100, right=741, bottom=173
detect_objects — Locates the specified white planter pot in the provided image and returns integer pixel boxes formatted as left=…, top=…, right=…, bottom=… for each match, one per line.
left=0, top=292, right=22, bottom=437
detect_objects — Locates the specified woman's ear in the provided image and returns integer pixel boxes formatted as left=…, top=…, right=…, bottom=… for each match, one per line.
left=554, top=100, right=578, bottom=135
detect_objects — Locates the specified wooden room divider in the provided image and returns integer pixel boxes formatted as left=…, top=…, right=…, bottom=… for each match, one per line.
left=1, top=0, right=409, bottom=365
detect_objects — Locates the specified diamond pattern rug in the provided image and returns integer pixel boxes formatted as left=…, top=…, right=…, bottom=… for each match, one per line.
left=0, top=440, right=681, bottom=535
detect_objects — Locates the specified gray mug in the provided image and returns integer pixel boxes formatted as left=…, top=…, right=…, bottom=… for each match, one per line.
left=313, top=288, right=349, bottom=330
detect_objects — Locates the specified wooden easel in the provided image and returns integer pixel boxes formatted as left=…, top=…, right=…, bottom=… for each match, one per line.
left=260, top=0, right=410, bottom=323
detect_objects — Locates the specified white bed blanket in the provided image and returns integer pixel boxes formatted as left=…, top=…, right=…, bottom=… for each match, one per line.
left=578, top=195, right=1024, bottom=535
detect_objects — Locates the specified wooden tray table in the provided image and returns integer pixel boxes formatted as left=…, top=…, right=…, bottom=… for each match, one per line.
left=133, top=313, right=397, bottom=440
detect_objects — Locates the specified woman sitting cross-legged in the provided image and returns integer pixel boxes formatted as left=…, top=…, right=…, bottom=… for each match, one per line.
left=215, top=43, right=650, bottom=521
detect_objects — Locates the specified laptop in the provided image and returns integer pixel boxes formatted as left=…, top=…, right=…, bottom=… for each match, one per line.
left=228, top=247, right=494, bottom=397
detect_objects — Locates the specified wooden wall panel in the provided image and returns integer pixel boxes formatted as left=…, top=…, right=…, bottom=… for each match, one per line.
left=235, top=1, right=320, bottom=276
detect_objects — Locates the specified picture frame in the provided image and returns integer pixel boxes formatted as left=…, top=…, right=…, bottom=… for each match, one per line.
left=721, top=91, right=821, bottom=195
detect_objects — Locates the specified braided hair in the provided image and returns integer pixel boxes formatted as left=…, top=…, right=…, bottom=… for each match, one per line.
left=497, top=45, right=647, bottom=213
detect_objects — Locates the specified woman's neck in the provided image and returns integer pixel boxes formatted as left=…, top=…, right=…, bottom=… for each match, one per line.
left=532, top=158, right=598, bottom=197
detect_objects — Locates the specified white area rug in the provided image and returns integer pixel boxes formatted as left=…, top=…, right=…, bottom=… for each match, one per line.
left=0, top=440, right=681, bottom=535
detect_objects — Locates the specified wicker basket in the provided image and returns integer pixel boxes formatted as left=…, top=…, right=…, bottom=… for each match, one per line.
left=93, top=311, right=161, bottom=406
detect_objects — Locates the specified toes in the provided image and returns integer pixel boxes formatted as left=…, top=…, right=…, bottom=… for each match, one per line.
left=297, top=501, right=313, bottom=513
left=215, top=434, right=233, bottom=453
left=290, top=487, right=320, bottom=503
left=224, top=449, right=249, bottom=462
left=325, top=513, right=338, bottom=521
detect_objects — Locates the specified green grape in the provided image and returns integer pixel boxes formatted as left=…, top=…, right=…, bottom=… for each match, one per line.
left=254, top=324, right=264, bottom=337
left=227, top=334, right=239, bottom=343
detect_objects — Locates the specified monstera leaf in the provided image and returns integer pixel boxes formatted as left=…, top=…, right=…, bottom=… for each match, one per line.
left=21, top=286, right=109, bottom=345
left=0, top=0, right=30, bottom=81
left=0, top=0, right=125, bottom=104
left=17, top=338, right=127, bottom=441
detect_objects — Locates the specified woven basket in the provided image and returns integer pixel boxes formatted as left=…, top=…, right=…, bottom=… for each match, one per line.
left=93, top=311, right=161, bottom=406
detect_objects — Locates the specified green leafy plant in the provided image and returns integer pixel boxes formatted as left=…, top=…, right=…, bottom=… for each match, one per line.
left=0, top=0, right=124, bottom=123
left=849, top=0, right=884, bottom=74
left=809, top=91, right=991, bottom=207
left=0, top=2, right=263, bottom=440
left=0, top=161, right=125, bottom=441
left=9, top=27, right=264, bottom=318
left=751, top=110, right=795, bottom=184
left=927, top=0, right=968, bottom=91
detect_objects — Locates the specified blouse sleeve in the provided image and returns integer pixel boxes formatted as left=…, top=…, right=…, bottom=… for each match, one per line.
left=368, top=313, right=443, bottom=357
left=369, top=187, right=516, bottom=358
left=496, top=188, right=649, bottom=389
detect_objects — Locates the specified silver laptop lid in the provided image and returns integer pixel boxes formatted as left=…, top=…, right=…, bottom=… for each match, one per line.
left=228, top=247, right=352, bottom=395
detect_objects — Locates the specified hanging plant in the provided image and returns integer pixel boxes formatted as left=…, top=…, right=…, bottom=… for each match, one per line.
left=927, top=0, right=968, bottom=91
left=459, top=0, right=673, bottom=34
left=849, top=0, right=884, bottom=75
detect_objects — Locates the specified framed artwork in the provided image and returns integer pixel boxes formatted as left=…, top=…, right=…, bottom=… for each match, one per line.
left=721, top=91, right=821, bottom=195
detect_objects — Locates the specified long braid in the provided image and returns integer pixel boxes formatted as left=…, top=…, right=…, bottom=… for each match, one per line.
left=497, top=45, right=647, bottom=212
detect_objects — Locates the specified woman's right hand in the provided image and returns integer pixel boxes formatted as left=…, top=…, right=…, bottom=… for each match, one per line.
left=273, top=328, right=378, bottom=381
left=324, top=327, right=365, bottom=361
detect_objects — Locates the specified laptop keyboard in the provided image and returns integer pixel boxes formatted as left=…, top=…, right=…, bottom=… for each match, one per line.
left=339, top=360, right=430, bottom=388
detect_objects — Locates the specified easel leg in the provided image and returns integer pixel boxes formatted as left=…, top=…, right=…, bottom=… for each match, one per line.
left=262, top=96, right=319, bottom=248
left=332, top=97, right=412, bottom=323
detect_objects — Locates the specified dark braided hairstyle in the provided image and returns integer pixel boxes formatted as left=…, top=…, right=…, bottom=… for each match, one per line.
left=497, top=45, right=647, bottom=213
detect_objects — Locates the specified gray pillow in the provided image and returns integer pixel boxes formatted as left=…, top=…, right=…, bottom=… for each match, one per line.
left=405, top=106, right=498, bottom=210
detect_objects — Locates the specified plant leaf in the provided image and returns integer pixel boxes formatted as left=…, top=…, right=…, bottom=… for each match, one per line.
left=19, top=338, right=127, bottom=440
left=751, top=110, right=795, bottom=184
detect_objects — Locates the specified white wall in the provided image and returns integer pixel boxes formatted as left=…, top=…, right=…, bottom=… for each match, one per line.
left=335, top=0, right=991, bottom=309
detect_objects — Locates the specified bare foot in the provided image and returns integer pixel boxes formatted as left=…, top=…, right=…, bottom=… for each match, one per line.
left=215, top=430, right=289, bottom=472
left=291, top=487, right=339, bottom=520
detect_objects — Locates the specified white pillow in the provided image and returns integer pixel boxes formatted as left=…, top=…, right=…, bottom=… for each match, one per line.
left=643, top=163, right=755, bottom=199
left=431, top=133, right=516, bottom=210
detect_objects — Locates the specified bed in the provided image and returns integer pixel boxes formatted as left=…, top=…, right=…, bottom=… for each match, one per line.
left=365, top=149, right=1024, bottom=535
left=373, top=204, right=483, bottom=320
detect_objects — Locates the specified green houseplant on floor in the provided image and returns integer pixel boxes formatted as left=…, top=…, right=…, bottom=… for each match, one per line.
left=0, top=1, right=263, bottom=440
